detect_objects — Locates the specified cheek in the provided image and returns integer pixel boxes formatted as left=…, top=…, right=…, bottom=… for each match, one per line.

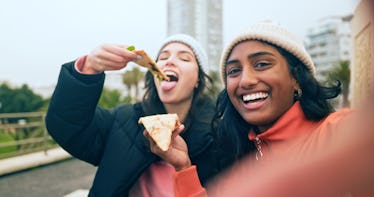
left=271, top=80, right=296, bottom=113
left=226, top=78, right=241, bottom=105
left=226, top=78, right=238, bottom=94
left=182, top=64, right=199, bottom=81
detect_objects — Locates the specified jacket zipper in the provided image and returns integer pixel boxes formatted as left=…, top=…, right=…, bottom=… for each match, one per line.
left=254, top=136, right=263, bottom=160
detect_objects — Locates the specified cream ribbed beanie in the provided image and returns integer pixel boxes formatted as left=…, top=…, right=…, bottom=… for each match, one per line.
left=220, top=21, right=315, bottom=85
left=157, top=34, right=209, bottom=73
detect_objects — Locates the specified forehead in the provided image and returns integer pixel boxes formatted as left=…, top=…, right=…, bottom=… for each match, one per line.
left=229, top=40, right=280, bottom=58
left=160, top=42, right=194, bottom=54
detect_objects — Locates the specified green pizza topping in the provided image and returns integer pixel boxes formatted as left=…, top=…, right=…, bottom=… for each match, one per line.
left=127, top=45, right=135, bottom=51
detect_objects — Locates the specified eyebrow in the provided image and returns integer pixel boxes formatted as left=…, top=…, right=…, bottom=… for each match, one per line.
left=178, top=50, right=194, bottom=57
left=160, top=50, right=194, bottom=56
left=225, top=51, right=276, bottom=65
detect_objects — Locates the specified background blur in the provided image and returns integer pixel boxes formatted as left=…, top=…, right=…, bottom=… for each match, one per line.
left=1, top=1, right=372, bottom=196
left=0, top=0, right=358, bottom=91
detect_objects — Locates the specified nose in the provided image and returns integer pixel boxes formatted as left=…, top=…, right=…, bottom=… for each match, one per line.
left=161, top=55, right=177, bottom=68
left=239, top=66, right=258, bottom=88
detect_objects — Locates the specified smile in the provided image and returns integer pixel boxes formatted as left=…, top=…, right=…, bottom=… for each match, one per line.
left=243, top=92, right=269, bottom=103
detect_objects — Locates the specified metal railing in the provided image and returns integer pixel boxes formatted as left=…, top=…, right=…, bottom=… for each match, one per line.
left=0, top=112, right=57, bottom=159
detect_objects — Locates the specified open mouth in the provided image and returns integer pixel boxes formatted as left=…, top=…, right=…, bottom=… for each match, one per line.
left=160, top=71, right=179, bottom=91
left=242, top=92, right=269, bottom=103
left=164, top=71, right=179, bottom=82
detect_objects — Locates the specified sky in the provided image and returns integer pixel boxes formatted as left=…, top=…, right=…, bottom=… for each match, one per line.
left=0, top=0, right=359, bottom=89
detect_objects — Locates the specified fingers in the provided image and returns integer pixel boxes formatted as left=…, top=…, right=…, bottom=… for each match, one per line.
left=85, top=44, right=139, bottom=73
left=143, top=130, right=155, bottom=145
left=172, top=124, right=185, bottom=139
left=143, top=125, right=185, bottom=154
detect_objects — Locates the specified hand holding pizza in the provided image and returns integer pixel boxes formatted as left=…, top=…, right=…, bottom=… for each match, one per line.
left=81, top=44, right=140, bottom=74
left=144, top=124, right=192, bottom=171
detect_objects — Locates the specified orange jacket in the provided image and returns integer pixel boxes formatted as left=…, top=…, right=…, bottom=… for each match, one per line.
left=173, top=102, right=373, bottom=197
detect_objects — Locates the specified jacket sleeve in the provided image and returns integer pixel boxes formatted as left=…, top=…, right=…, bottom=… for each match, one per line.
left=45, top=61, right=113, bottom=165
left=174, top=166, right=207, bottom=197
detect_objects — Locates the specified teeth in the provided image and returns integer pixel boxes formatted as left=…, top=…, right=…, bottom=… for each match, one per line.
left=243, top=92, right=268, bottom=102
left=164, top=71, right=177, bottom=77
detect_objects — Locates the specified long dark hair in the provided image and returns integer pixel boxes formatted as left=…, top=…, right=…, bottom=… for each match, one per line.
left=212, top=40, right=341, bottom=169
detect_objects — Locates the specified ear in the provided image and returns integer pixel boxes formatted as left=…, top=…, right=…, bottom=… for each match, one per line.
left=292, top=77, right=300, bottom=91
left=292, top=78, right=303, bottom=100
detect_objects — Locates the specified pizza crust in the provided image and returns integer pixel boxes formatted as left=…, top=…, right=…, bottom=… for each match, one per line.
left=138, top=114, right=181, bottom=151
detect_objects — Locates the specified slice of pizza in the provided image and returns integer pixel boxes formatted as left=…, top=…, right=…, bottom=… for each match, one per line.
left=138, top=113, right=181, bottom=151
left=133, top=49, right=170, bottom=81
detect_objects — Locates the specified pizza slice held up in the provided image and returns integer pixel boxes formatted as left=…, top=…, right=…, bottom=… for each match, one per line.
left=126, top=46, right=170, bottom=81
left=138, top=114, right=181, bottom=151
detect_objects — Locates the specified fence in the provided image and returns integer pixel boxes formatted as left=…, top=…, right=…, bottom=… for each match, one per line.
left=0, top=112, right=57, bottom=159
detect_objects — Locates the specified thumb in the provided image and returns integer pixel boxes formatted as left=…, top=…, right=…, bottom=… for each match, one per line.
left=172, top=124, right=185, bottom=138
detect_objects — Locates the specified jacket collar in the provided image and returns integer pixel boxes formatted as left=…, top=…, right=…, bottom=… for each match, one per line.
left=252, top=102, right=319, bottom=142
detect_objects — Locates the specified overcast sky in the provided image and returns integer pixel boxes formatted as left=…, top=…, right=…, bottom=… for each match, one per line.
left=0, top=0, right=359, bottom=88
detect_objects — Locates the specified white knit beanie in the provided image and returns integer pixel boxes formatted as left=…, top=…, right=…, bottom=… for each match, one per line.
left=220, top=20, right=315, bottom=85
left=157, top=34, right=209, bottom=73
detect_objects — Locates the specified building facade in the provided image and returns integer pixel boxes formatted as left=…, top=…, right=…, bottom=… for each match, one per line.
left=350, top=0, right=374, bottom=107
left=167, top=0, right=223, bottom=71
left=306, top=16, right=352, bottom=81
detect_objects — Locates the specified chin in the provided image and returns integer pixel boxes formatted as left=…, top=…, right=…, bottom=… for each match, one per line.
left=159, top=97, right=175, bottom=104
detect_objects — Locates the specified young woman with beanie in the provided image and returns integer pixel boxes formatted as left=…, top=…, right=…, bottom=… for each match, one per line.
left=45, top=34, right=219, bottom=196
left=155, top=21, right=372, bottom=196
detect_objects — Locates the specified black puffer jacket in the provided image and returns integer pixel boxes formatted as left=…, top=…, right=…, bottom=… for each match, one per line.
left=45, top=62, right=218, bottom=196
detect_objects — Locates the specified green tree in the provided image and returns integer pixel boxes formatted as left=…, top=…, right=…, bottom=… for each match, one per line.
left=122, top=71, right=133, bottom=98
left=0, top=83, right=46, bottom=113
left=131, top=67, right=145, bottom=100
left=122, top=67, right=145, bottom=102
left=98, top=88, right=123, bottom=108
left=326, top=61, right=350, bottom=107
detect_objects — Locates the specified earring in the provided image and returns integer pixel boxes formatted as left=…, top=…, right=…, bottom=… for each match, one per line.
left=294, top=88, right=302, bottom=100
left=298, top=88, right=303, bottom=97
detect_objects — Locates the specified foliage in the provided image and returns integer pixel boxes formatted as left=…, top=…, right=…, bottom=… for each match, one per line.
left=122, top=95, right=133, bottom=104
left=0, top=131, right=17, bottom=154
left=207, top=71, right=223, bottom=101
left=0, top=83, right=46, bottom=113
left=38, top=97, right=51, bottom=112
left=122, top=67, right=145, bottom=101
left=122, top=70, right=133, bottom=96
left=326, top=61, right=351, bottom=107
left=98, top=88, right=123, bottom=108
left=131, top=67, right=145, bottom=99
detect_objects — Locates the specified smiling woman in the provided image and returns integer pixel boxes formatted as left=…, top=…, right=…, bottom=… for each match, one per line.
left=225, top=40, right=299, bottom=132
left=212, top=21, right=341, bottom=165
left=169, top=20, right=364, bottom=197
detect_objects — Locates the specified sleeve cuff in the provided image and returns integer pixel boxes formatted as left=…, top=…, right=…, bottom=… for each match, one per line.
left=74, top=55, right=88, bottom=73
left=70, top=56, right=104, bottom=85
left=174, top=166, right=207, bottom=197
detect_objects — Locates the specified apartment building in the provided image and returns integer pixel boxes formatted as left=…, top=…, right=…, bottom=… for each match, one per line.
left=167, top=0, right=223, bottom=71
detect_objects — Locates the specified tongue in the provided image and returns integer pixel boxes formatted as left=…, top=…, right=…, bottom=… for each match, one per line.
left=161, top=81, right=177, bottom=91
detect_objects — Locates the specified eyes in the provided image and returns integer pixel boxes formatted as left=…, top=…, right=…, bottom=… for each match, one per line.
left=226, top=61, right=272, bottom=76
left=158, top=52, right=193, bottom=62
